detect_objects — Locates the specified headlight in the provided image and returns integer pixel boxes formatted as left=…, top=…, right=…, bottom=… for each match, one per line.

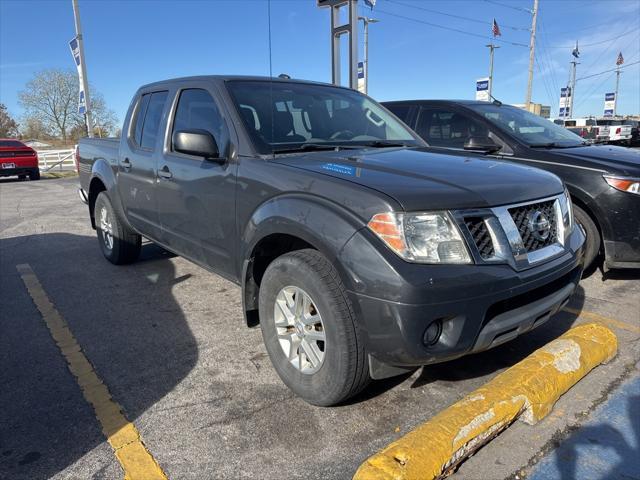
left=368, top=211, right=472, bottom=264
left=604, top=175, right=640, bottom=195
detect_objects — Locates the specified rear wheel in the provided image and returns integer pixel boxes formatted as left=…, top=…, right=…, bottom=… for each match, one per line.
left=18, top=175, right=26, bottom=181
left=29, top=169, right=40, bottom=181
left=94, top=192, right=141, bottom=265
left=573, top=204, right=600, bottom=272
left=259, top=249, right=370, bottom=406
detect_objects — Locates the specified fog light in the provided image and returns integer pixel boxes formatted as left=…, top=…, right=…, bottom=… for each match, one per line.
left=423, top=319, right=443, bottom=346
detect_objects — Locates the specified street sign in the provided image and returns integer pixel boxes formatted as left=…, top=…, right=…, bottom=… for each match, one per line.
left=603, top=92, right=615, bottom=117
left=476, top=78, right=490, bottom=101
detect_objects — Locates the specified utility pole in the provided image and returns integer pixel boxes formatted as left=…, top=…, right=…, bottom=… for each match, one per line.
left=486, top=44, right=499, bottom=99
left=358, top=16, right=379, bottom=94
left=568, top=61, right=578, bottom=119
left=525, top=0, right=539, bottom=109
left=613, top=68, right=621, bottom=116
left=71, top=0, right=94, bottom=137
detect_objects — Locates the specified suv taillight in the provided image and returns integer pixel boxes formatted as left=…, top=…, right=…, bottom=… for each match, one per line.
left=74, top=145, right=80, bottom=173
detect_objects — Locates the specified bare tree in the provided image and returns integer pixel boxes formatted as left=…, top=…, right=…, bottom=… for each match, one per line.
left=18, top=69, right=117, bottom=143
left=0, top=103, right=19, bottom=138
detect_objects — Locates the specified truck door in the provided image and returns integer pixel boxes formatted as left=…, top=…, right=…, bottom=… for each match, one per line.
left=156, top=86, right=237, bottom=277
left=118, top=90, right=169, bottom=240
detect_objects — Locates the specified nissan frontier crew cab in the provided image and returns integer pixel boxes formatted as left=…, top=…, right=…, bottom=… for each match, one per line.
left=78, top=76, right=585, bottom=406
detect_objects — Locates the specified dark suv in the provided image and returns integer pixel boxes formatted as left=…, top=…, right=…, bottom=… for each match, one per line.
left=78, top=77, right=584, bottom=405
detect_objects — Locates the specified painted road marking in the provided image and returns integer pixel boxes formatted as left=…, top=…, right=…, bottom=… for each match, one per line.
left=354, top=323, right=618, bottom=480
left=16, top=264, right=167, bottom=480
left=562, top=307, right=640, bottom=334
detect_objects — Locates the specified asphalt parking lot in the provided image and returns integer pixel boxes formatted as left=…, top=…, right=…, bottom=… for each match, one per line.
left=1, top=176, right=639, bottom=480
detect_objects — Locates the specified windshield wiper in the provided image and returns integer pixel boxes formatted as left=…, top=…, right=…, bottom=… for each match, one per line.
left=529, top=142, right=584, bottom=149
left=272, top=144, right=359, bottom=154
left=357, top=140, right=413, bottom=148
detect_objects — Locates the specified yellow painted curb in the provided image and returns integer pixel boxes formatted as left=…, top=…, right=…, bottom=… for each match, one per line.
left=353, top=323, right=617, bottom=480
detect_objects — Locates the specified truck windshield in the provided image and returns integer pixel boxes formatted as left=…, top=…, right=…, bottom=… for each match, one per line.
left=226, top=80, right=422, bottom=154
left=467, top=104, right=585, bottom=148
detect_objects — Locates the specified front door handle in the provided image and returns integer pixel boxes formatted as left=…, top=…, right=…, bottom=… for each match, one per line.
left=158, top=166, right=173, bottom=179
left=121, top=157, right=131, bottom=171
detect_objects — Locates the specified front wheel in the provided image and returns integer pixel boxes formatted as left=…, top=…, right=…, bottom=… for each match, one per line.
left=94, top=192, right=141, bottom=265
left=259, top=249, right=370, bottom=406
left=573, top=204, right=600, bottom=272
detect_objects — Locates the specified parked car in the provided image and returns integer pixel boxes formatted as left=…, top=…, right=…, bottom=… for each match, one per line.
left=0, top=139, right=40, bottom=180
left=78, top=77, right=584, bottom=406
left=596, top=118, right=633, bottom=145
left=383, top=100, right=640, bottom=270
left=623, top=119, right=640, bottom=146
left=553, top=118, right=609, bottom=143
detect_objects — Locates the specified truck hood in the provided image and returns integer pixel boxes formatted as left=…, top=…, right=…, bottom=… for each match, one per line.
left=547, top=144, right=640, bottom=175
left=273, top=147, right=563, bottom=211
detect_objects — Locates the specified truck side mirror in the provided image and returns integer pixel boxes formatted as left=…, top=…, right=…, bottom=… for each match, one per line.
left=463, top=136, right=501, bottom=154
left=173, top=129, right=222, bottom=161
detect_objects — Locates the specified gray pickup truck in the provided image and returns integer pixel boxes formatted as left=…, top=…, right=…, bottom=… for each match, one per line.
left=78, top=76, right=585, bottom=406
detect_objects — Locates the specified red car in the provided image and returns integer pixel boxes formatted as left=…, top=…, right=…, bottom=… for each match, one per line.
left=0, top=139, right=40, bottom=180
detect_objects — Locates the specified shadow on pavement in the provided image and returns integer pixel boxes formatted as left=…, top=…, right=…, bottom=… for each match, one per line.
left=0, top=233, right=197, bottom=480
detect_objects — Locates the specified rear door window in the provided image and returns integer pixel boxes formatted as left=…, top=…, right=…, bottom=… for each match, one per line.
left=132, top=94, right=151, bottom=146
left=140, top=91, right=168, bottom=150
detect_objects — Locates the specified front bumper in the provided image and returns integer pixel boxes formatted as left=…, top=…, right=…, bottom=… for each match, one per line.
left=598, top=185, right=640, bottom=267
left=339, top=224, right=585, bottom=374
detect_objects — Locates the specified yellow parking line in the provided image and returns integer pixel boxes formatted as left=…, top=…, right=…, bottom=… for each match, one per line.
left=562, top=306, right=640, bottom=334
left=17, top=264, right=168, bottom=480
left=353, top=323, right=617, bottom=480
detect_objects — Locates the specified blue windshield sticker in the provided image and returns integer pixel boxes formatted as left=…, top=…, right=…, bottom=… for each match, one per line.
left=321, top=163, right=356, bottom=176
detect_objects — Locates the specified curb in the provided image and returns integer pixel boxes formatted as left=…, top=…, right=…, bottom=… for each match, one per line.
left=353, top=323, right=617, bottom=480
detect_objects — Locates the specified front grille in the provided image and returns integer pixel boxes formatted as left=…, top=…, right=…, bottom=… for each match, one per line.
left=508, top=200, right=557, bottom=252
left=465, top=217, right=495, bottom=259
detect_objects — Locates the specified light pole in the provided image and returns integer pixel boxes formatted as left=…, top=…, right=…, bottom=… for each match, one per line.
left=358, top=16, right=379, bottom=94
left=486, top=44, right=499, bottom=99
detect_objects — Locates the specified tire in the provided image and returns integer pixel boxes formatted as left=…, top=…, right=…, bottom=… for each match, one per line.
left=573, top=204, right=600, bottom=271
left=259, top=249, right=370, bottom=406
left=29, top=169, right=40, bottom=181
left=18, top=175, right=26, bottom=181
left=94, top=192, right=141, bottom=265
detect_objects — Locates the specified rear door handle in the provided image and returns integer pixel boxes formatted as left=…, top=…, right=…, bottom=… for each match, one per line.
left=121, top=157, right=131, bottom=171
left=158, top=166, right=173, bottom=179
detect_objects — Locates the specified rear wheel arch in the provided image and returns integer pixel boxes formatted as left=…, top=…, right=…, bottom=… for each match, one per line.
left=88, top=177, right=107, bottom=229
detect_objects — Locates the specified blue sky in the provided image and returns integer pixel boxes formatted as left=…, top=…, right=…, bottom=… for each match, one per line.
left=1, top=0, right=639, bottom=126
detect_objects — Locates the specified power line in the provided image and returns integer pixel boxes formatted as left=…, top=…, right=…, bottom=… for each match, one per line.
left=386, top=0, right=530, bottom=31
left=579, top=30, right=639, bottom=80
left=545, top=27, right=638, bottom=48
left=374, top=8, right=529, bottom=47
left=576, top=60, right=640, bottom=81
left=484, top=0, right=532, bottom=14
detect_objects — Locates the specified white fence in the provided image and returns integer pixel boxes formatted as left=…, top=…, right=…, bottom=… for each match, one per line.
left=37, top=149, right=76, bottom=172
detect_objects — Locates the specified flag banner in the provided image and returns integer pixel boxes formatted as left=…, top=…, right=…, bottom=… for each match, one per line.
left=603, top=92, right=616, bottom=117
left=492, top=19, right=501, bottom=37
left=69, top=36, right=86, bottom=115
left=357, top=62, right=365, bottom=93
left=476, top=78, right=490, bottom=101
left=364, top=0, right=376, bottom=9
left=559, top=87, right=572, bottom=117
left=572, top=41, right=580, bottom=58
left=616, top=52, right=624, bottom=66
